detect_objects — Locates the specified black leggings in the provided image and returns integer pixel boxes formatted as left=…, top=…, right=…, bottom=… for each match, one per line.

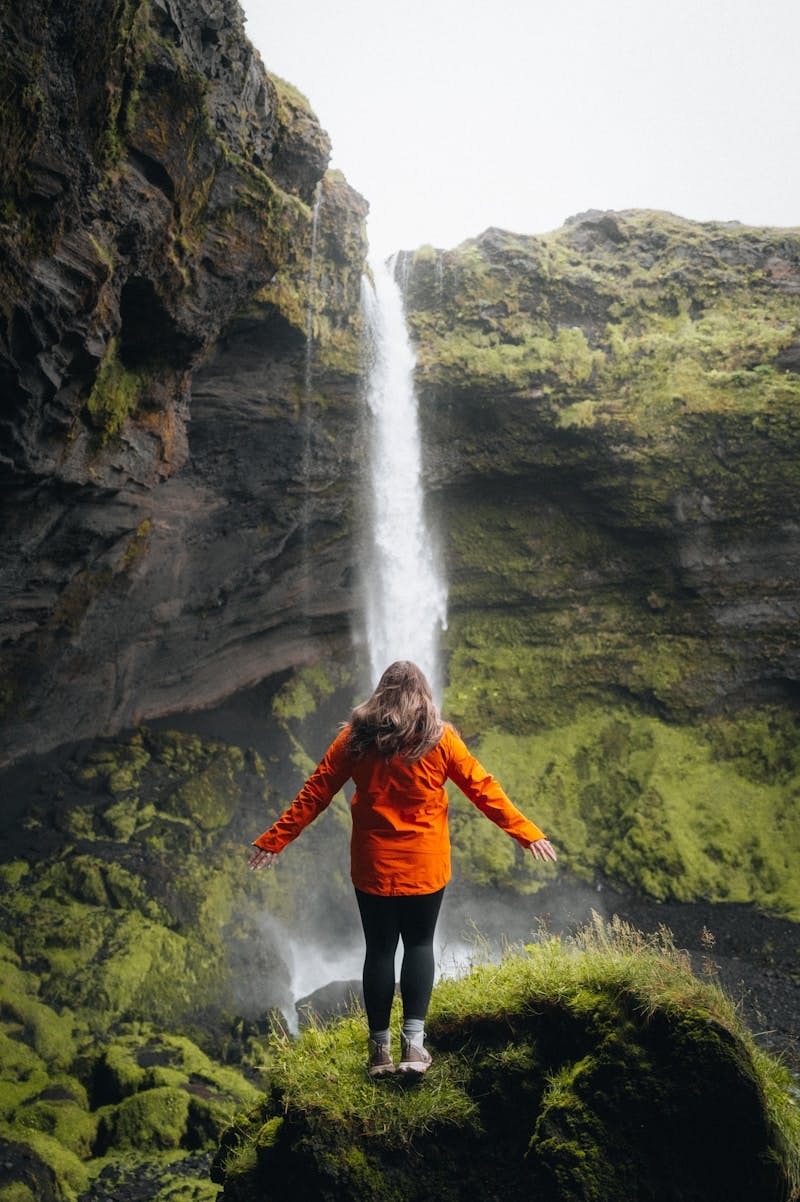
left=355, top=887, right=445, bottom=1031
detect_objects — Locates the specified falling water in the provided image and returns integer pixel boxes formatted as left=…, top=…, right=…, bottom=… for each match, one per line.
left=361, top=255, right=448, bottom=695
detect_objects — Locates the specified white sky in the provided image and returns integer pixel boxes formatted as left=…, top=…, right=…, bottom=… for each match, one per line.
left=242, top=0, right=800, bottom=258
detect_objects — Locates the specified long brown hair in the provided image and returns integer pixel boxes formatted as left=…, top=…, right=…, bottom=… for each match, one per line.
left=347, top=661, right=444, bottom=761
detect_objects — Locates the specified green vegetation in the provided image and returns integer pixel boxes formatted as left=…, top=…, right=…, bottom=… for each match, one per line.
left=407, top=213, right=800, bottom=524
left=444, top=704, right=800, bottom=916
left=405, top=215, right=800, bottom=404
left=213, top=920, right=800, bottom=1202
left=399, top=218, right=800, bottom=924
left=440, top=523, right=800, bottom=916
left=84, top=336, right=149, bottom=442
left=251, top=167, right=368, bottom=376
left=0, top=727, right=284, bottom=1198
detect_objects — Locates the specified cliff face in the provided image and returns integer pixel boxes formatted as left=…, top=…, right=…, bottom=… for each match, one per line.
left=403, top=214, right=800, bottom=723
left=0, top=0, right=368, bottom=765
left=398, top=213, right=800, bottom=917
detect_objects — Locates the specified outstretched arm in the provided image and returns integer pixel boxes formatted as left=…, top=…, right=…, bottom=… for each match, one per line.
left=248, top=729, right=352, bottom=864
left=445, top=726, right=556, bottom=855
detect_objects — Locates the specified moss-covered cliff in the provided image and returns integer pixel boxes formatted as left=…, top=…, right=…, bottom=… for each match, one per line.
left=0, top=678, right=356, bottom=1200
left=211, top=923, right=800, bottom=1202
left=393, top=212, right=800, bottom=917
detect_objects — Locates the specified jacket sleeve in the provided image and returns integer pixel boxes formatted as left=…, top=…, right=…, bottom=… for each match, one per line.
left=444, top=727, right=546, bottom=847
left=252, top=727, right=353, bottom=853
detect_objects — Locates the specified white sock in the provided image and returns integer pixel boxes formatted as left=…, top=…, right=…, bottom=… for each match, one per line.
left=370, top=1028, right=391, bottom=1046
left=402, top=1018, right=425, bottom=1044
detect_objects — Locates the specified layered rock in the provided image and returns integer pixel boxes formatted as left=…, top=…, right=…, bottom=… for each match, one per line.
left=399, top=213, right=800, bottom=915
left=0, top=0, right=368, bottom=765
left=403, top=214, right=800, bottom=721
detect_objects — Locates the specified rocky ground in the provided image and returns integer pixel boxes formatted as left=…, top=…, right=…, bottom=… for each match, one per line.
left=441, top=877, right=800, bottom=1074
left=609, top=891, right=800, bottom=1074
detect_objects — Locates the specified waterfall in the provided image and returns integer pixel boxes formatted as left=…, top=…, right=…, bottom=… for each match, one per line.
left=361, top=255, right=448, bottom=696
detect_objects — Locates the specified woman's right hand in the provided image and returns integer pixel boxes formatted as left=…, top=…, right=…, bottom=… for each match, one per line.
left=248, top=848, right=277, bottom=871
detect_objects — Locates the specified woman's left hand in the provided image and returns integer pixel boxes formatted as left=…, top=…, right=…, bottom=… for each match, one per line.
left=529, top=838, right=558, bottom=863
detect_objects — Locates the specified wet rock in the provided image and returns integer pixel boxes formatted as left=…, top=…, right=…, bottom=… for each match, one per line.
left=0, top=0, right=368, bottom=765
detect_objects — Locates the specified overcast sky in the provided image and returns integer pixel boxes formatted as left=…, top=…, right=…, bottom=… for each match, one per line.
left=243, top=0, right=799, bottom=258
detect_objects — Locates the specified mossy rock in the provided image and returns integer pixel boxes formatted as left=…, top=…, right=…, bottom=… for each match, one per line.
left=0, top=1140, right=59, bottom=1202
left=12, top=1096, right=97, bottom=1159
left=1, top=724, right=291, bottom=1030
left=0, top=1125, right=88, bottom=1200
left=0, top=1034, right=50, bottom=1118
left=89, top=1028, right=259, bottom=1111
left=95, top=1085, right=192, bottom=1152
left=212, top=927, right=800, bottom=1202
left=165, top=754, right=244, bottom=831
left=443, top=704, right=800, bottom=918
left=0, top=987, right=76, bottom=1072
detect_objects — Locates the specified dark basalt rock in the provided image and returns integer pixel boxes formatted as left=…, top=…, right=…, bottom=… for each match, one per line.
left=0, top=1141, right=59, bottom=1202
left=0, top=0, right=368, bottom=765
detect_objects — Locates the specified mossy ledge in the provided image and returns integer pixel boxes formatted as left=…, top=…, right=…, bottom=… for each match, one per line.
left=212, top=919, right=800, bottom=1202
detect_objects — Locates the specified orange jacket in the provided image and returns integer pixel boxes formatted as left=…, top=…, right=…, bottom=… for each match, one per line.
left=252, top=724, right=546, bottom=896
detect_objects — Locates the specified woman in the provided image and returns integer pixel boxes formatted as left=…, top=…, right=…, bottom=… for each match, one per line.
left=248, top=661, right=556, bottom=1077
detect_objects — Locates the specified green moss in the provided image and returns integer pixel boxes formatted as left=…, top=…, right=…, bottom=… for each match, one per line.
left=268, top=74, right=316, bottom=128
left=0, top=1184, right=38, bottom=1202
left=84, top=336, right=150, bottom=442
left=249, top=167, right=367, bottom=374
left=533, top=1065, right=625, bottom=1201
left=0, top=987, right=76, bottom=1071
left=152, top=1175, right=221, bottom=1202
left=98, top=1086, right=191, bottom=1151
left=49, top=566, right=115, bottom=634
left=213, top=925, right=800, bottom=1202
left=14, top=1098, right=97, bottom=1158
left=0, top=1034, right=49, bottom=1116
left=120, top=518, right=152, bottom=569
left=272, top=664, right=342, bottom=723
left=166, top=750, right=244, bottom=831
left=0, top=862, right=30, bottom=890
left=0, top=723, right=291, bottom=1052
left=96, top=912, right=213, bottom=1022
left=408, top=215, right=800, bottom=531
left=453, top=706, right=800, bottom=916
left=0, top=1123, right=89, bottom=1199
left=94, top=1029, right=259, bottom=1108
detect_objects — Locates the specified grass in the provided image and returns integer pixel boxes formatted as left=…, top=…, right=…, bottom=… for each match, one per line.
left=218, top=917, right=800, bottom=1199
left=428, top=914, right=734, bottom=1028
left=263, top=1010, right=480, bottom=1146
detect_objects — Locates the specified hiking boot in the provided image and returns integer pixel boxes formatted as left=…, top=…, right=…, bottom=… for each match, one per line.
left=397, top=1035, right=432, bottom=1075
left=367, top=1038, right=394, bottom=1077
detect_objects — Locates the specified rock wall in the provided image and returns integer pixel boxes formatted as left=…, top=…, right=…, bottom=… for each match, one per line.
left=0, top=0, right=369, bottom=765
left=403, top=214, right=800, bottom=721
left=400, top=213, right=800, bottom=916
